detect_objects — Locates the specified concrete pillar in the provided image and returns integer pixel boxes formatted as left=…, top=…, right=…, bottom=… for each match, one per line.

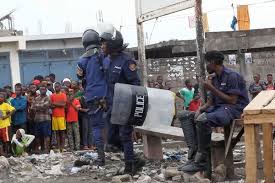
left=9, top=49, right=21, bottom=87
left=0, top=36, right=25, bottom=87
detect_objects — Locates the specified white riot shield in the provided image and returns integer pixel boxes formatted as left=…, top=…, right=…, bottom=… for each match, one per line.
left=111, top=83, right=175, bottom=126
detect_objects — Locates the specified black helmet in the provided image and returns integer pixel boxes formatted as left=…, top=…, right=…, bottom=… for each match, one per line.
left=82, top=29, right=100, bottom=50
left=100, top=29, right=124, bottom=50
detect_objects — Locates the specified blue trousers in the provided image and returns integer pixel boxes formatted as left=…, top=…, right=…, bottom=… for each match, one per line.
left=81, top=113, right=94, bottom=146
left=107, top=117, right=134, bottom=161
left=88, top=102, right=105, bottom=149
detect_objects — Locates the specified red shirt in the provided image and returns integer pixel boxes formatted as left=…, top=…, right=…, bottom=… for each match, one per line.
left=266, top=84, right=275, bottom=90
left=66, top=99, right=81, bottom=122
left=11, top=93, right=16, bottom=98
left=188, top=99, right=201, bottom=112
left=50, top=93, right=67, bottom=117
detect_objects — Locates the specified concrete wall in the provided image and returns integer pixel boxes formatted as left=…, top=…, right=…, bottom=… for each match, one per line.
left=0, top=36, right=26, bottom=87
left=1, top=28, right=275, bottom=89
left=26, top=38, right=82, bottom=50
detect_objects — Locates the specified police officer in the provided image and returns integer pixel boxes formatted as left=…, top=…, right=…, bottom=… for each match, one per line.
left=100, top=27, right=145, bottom=175
left=77, top=29, right=107, bottom=166
left=179, top=50, right=249, bottom=173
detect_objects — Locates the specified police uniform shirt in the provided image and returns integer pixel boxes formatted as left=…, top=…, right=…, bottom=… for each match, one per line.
left=103, top=52, right=140, bottom=105
left=206, top=67, right=249, bottom=125
left=77, top=53, right=107, bottom=102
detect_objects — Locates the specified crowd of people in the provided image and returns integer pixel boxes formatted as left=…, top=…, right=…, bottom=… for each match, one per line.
left=249, top=73, right=275, bottom=98
left=0, top=24, right=146, bottom=176
left=0, top=74, right=93, bottom=157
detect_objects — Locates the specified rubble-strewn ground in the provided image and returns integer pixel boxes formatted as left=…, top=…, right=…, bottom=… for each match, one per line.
left=0, top=141, right=246, bottom=183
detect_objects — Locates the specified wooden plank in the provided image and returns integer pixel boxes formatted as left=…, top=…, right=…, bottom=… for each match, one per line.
left=135, top=126, right=184, bottom=140
left=263, top=97, right=275, bottom=114
left=137, top=0, right=195, bottom=23
left=243, top=114, right=275, bottom=124
left=262, top=123, right=273, bottom=183
left=255, top=126, right=263, bottom=179
left=225, top=121, right=236, bottom=159
left=244, top=124, right=258, bottom=183
left=224, top=125, right=234, bottom=179
left=231, top=127, right=244, bottom=148
left=243, top=90, right=275, bottom=115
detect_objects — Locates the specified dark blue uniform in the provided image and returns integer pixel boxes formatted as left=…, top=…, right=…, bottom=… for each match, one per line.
left=205, top=67, right=249, bottom=127
left=103, top=52, right=140, bottom=161
left=77, top=50, right=107, bottom=149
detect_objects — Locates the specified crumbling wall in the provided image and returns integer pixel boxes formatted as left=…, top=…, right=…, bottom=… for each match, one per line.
left=145, top=50, right=275, bottom=112
left=147, top=56, right=198, bottom=88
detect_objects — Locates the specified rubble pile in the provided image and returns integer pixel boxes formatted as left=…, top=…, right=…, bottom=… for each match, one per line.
left=0, top=142, right=246, bottom=183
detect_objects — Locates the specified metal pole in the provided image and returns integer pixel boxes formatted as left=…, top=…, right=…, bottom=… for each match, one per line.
left=195, top=0, right=206, bottom=102
left=135, top=0, right=148, bottom=87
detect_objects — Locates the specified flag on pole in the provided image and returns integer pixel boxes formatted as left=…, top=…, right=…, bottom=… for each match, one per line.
left=237, top=5, right=250, bottom=30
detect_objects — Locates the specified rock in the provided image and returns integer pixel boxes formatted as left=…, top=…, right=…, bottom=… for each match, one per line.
left=45, top=165, right=63, bottom=175
left=150, top=169, right=157, bottom=175
left=8, top=156, right=20, bottom=166
left=186, top=172, right=210, bottom=183
left=112, top=174, right=132, bottom=183
left=105, top=167, right=119, bottom=176
left=154, top=173, right=165, bottom=182
left=172, top=175, right=182, bottom=181
left=136, top=175, right=151, bottom=183
left=213, top=164, right=227, bottom=182
left=49, top=150, right=56, bottom=158
left=71, top=167, right=81, bottom=174
left=0, top=156, right=9, bottom=179
left=111, top=155, right=121, bottom=161
left=164, top=167, right=181, bottom=179
left=133, top=174, right=140, bottom=179
left=30, top=158, right=37, bottom=165
left=118, top=167, right=125, bottom=175
left=0, top=156, right=9, bottom=169
left=23, top=163, right=33, bottom=172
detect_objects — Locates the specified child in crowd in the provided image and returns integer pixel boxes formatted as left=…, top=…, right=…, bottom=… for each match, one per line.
left=0, top=92, right=15, bottom=155
left=11, top=129, right=35, bottom=156
left=27, top=84, right=38, bottom=135
left=31, top=86, right=52, bottom=153
left=50, top=82, right=67, bottom=152
left=66, top=89, right=81, bottom=151
left=11, top=86, right=27, bottom=133
left=79, top=94, right=94, bottom=150
left=188, top=92, right=201, bottom=112
left=63, top=78, right=72, bottom=88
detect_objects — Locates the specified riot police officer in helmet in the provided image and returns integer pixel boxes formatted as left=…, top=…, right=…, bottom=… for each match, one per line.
left=77, top=29, right=107, bottom=166
left=100, top=26, right=145, bottom=175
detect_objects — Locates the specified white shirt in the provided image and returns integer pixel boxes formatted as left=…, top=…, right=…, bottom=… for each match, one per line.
left=36, top=89, right=53, bottom=97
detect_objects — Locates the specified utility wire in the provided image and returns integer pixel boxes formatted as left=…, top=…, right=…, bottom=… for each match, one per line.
left=148, top=18, right=158, bottom=44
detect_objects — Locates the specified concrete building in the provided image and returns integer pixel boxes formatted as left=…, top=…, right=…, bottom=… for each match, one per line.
left=0, top=33, right=83, bottom=87
left=1, top=28, right=275, bottom=89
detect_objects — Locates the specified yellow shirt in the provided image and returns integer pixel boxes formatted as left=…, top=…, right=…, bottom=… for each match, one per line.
left=0, top=102, right=15, bottom=128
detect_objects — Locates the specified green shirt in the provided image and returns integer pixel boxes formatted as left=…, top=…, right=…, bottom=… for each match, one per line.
left=74, top=90, right=84, bottom=99
left=179, top=87, right=194, bottom=108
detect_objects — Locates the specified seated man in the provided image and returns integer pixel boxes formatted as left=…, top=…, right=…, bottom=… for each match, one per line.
left=179, top=50, right=249, bottom=173
left=11, top=129, right=35, bottom=156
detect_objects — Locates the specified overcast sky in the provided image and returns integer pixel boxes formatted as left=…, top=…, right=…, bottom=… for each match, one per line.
left=1, top=0, right=275, bottom=47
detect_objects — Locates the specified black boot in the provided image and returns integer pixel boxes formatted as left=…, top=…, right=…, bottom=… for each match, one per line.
left=95, top=147, right=105, bottom=166
left=178, top=111, right=198, bottom=171
left=181, top=119, right=211, bottom=173
left=105, top=144, right=122, bottom=153
left=124, top=158, right=145, bottom=175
